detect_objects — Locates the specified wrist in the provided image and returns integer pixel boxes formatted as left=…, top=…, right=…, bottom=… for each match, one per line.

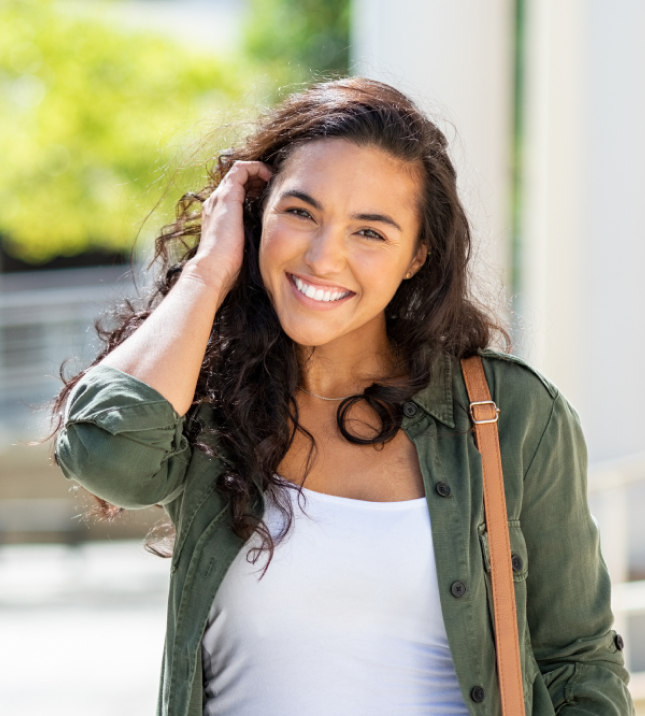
left=180, top=258, right=233, bottom=295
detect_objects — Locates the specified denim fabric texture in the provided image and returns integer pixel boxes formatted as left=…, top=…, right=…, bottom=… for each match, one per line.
left=55, top=349, right=635, bottom=716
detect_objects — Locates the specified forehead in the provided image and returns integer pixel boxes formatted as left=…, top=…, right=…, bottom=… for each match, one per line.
left=274, top=139, right=422, bottom=226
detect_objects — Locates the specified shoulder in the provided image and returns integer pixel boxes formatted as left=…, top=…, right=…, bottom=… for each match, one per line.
left=476, top=348, right=559, bottom=402
left=468, top=350, right=570, bottom=460
left=438, top=349, right=562, bottom=434
left=473, top=349, right=563, bottom=433
left=471, top=350, right=585, bottom=469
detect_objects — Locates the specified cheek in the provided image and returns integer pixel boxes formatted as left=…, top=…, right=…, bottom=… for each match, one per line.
left=356, top=250, right=407, bottom=295
left=260, top=219, right=310, bottom=282
left=258, top=221, right=287, bottom=285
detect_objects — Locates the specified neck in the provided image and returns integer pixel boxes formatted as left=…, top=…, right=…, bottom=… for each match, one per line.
left=297, top=316, right=397, bottom=399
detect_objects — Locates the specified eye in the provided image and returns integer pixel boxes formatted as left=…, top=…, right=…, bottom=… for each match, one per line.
left=357, top=228, right=386, bottom=241
left=285, top=207, right=313, bottom=220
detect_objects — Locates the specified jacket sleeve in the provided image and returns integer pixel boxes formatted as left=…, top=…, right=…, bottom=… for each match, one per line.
left=55, top=365, right=192, bottom=509
left=521, top=390, right=635, bottom=714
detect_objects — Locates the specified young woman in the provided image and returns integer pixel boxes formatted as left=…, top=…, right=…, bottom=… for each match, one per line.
left=53, top=78, right=634, bottom=716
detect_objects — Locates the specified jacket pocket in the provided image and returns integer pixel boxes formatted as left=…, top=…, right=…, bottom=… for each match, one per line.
left=479, top=521, right=536, bottom=712
left=478, top=519, right=529, bottom=582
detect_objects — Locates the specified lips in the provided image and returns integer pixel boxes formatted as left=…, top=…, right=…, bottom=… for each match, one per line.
left=290, top=274, right=353, bottom=303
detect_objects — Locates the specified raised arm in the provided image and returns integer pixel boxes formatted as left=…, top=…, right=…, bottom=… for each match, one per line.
left=99, top=161, right=272, bottom=416
left=55, top=162, right=272, bottom=508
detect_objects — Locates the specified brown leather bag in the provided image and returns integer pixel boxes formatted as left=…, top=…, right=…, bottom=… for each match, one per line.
left=461, top=355, right=526, bottom=716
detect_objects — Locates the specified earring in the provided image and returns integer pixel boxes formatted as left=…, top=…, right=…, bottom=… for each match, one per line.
left=406, top=272, right=412, bottom=279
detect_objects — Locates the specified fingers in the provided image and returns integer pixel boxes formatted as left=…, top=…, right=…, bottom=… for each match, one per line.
left=223, top=161, right=273, bottom=189
left=204, top=161, right=273, bottom=209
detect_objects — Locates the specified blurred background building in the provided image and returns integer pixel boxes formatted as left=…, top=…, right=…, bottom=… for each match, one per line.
left=1, top=0, right=643, bottom=713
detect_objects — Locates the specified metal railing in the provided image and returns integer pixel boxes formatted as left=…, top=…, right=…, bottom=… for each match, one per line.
left=0, top=266, right=140, bottom=439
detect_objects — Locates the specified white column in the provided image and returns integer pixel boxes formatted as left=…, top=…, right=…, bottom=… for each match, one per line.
left=579, top=1, right=645, bottom=462
left=351, top=0, right=515, bottom=294
left=519, top=0, right=586, bottom=403
left=520, top=0, right=645, bottom=461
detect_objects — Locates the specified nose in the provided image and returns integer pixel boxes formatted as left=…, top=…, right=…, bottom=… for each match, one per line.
left=303, top=225, right=346, bottom=276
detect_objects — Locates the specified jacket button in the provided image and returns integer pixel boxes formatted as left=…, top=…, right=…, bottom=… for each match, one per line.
left=451, top=581, right=467, bottom=598
left=615, top=634, right=625, bottom=651
left=436, top=482, right=451, bottom=497
left=470, top=685, right=485, bottom=703
left=402, top=401, right=418, bottom=418
left=511, top=554, right=523, bottom=572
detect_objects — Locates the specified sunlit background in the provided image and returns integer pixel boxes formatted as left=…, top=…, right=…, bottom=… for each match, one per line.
left=1, top=0, right=644, bottom=713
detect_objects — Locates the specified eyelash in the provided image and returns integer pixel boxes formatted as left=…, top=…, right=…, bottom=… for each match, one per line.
left=357, top=228, right=385, bottom=242
left=285, top=207, right=312, bottom=219
left=285, top=208, right=385, bottom=242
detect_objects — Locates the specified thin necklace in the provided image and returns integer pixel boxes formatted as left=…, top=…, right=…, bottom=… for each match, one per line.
left=298, top=345, right=399, bottom=402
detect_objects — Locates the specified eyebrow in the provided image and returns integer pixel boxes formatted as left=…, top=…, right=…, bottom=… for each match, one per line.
left=350, top=212, right=402, bottom=232
left=279, top=190, right=323, bottom=211
left=279, top=190, right=403, bottom=232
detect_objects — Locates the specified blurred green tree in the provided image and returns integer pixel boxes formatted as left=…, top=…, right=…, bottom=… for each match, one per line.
left=244, top=0, right=350, bottom=83
left=0, top=0, right=252, bottom=264
left=0, top=0, right=350, bottom=265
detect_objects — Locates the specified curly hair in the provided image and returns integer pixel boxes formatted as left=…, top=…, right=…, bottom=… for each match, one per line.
left=51, top=77, right=507, bottom=561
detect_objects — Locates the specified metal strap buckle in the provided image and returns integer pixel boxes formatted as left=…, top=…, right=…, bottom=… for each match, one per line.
left=469, top=400, right=500, bottom=425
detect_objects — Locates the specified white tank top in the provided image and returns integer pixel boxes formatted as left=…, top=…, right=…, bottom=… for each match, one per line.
left=201, top=486, right=469, bottom=716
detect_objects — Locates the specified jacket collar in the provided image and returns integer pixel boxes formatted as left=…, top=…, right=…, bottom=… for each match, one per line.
left=410, top=352, right=455, bottom=429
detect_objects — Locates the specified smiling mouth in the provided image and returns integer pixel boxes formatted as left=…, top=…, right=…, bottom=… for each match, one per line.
left=290, top=274, right=353, bottom=303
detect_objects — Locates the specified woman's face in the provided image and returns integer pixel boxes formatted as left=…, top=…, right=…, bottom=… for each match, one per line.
left=259, top=139, right=427, bottom=348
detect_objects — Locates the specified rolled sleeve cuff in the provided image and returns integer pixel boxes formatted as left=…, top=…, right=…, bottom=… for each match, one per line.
left=55, top=365, right=190, bottom=509
left=65, top=365, right=183, bottom=433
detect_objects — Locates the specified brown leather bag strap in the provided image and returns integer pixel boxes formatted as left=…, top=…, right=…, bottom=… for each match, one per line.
left=461, top=355, right=526, bottom=716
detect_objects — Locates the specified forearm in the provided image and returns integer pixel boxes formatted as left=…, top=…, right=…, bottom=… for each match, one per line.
left=96, top=160, right=271, bottom=415
left=99, top=259, right=227, bottom=416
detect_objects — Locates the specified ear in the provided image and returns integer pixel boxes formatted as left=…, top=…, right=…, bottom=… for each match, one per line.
left=406, top=242, right=428, bottom=278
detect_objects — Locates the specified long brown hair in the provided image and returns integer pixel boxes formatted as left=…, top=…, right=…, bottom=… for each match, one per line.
left=52, top=77, right=507, bottom=559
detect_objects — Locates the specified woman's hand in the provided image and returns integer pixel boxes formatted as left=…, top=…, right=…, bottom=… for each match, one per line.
left=188, top=161, right=273, bottom=291
left=97, top=161, right=272, bottom=415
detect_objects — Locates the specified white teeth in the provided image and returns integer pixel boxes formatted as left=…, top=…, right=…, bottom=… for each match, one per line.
left=292, top=275, right=350, bottom=303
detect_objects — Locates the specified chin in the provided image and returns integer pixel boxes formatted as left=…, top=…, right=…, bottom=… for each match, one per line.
left=278, top=318, right=343, bottom=348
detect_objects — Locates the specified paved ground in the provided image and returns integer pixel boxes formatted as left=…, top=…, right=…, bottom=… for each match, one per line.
left=0, top=541, right=170, bottom=716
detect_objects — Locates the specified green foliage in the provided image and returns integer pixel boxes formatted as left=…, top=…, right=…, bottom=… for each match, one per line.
left=0, top=0, right=252, bottom=263
left=244, top=0, right=350, bottom=82
left=0, top=0, right=351, bottom=264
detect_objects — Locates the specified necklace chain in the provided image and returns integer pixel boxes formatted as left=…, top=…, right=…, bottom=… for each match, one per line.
left=298, top=345, right=399, bottom=402
left=297, top=386, right=354, bottom=401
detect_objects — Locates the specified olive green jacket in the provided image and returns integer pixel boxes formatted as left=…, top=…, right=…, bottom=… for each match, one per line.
left=55, top=350, right=635, bottom=716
